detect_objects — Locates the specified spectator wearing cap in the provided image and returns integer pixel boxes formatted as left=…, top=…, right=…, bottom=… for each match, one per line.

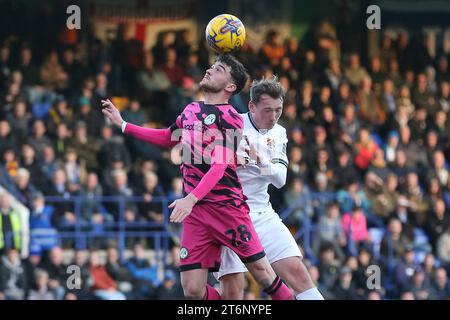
left=154, top=269, right=184, bottom=300
left=331, top=266, right=359, bottom=300
left=384, top=131, right=399, bottom=165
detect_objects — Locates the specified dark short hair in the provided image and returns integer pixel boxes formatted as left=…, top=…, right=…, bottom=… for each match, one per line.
left=250, top=76, right=285, bottom=104
left=215, top=54, right=248, bottom=95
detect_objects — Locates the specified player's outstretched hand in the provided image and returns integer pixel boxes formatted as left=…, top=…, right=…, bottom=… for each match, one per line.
left=169, top=193, right=198, bottom=223
left=101, top=99, right=123, bottom=127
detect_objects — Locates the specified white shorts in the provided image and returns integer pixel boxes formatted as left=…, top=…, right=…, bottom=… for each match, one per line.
left=215, top=208, right=302, bottom=279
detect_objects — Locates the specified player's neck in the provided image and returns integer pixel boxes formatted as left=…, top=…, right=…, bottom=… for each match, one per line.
left=203, top=92, right=229, bottom=105
left=249, top=112, right=268, bottom=131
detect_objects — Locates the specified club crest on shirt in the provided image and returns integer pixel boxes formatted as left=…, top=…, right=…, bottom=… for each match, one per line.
left=266, top=137, right=275, bottom=149
left=179, top=247, right=189, bottom=259
left=203, top=114, right=216, bottom=125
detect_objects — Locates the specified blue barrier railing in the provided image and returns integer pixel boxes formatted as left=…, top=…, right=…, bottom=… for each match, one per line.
left=3, top=193, right=399, bottom=269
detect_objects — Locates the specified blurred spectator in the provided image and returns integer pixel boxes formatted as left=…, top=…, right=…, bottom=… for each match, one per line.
left=12, top=167, right=37, bottom=206
left=283, top=177, right=313, bottom=227
left=436, top=226, right=450, bottom=270
left=406, top=266, right=436, bottom=300
left=395, top=246, right=418, bottom=292
left=0, top=248, right=27, bottom=300
left=27, top=269, right=56, bottom=300
left=0, top=120, right=18, bottom=159
left=0, top=192, right=24, bottom=254
left=20, top=143, right=46, bottom=190
left=29, top=192, right=58, bottom=249
left=125, top=243, right=160, bottom=299
left=344, top=53, right=368, bottom=89
left=40, top=144, right=59, bottom=183
left=314, top=202, right=346, bottom=260
left=317, top=242, right=341, bottom=290
left=88, top=250, right=126, bottom=300
left=432, top=267, right=450, bottom=299
left=341, top=204, right=369, bottom=246
left=6, top=98, right=30, bottom=145
left=331, top=266, right=359, bottom=300
left=40, top=51, right=68, bottom=92
left=154, top=269, right=184, bottom=300
left=39, top=247, right=67, bottom=300
left=105, top=247, right=133, bottom=298
left=381, top=218, right=413, bottom=263
left=425, top=198, right=449, bottom=249
left=97, top=124, right=131, bottom=172
left=69, top=121, right=100, bottom=171
left=53, top=122, right=72, bottom=159
left=63, top=148, right=86, bottom=194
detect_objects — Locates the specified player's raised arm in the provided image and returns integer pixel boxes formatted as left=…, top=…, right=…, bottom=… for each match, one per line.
left=101, top=99, right=179, bottom=148
left=245, top=134, right=288, bottom=189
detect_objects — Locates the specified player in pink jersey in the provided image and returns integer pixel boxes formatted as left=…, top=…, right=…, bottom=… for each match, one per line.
left=101, top=54, right=294, bottom=300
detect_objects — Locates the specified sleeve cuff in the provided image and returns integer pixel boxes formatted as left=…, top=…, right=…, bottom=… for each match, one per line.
left=121, top=121, right=127, bottom=133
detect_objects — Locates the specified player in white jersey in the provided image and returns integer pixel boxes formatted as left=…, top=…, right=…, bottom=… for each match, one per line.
left=216, top=77, right=324, bottom=300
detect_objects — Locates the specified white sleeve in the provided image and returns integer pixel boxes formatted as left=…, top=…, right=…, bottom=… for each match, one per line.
left=121, top=121, right=128, bottom=133
left=258, top=129, right=288, bottom=189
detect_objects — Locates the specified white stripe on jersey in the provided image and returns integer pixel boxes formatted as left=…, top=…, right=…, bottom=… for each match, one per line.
left=237, top=113, right=289, bottom=213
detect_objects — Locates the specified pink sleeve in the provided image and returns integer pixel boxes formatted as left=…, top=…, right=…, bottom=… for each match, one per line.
left=190, top=144, right=234, bottom=201
left=124, top=123, right=179, bottom=148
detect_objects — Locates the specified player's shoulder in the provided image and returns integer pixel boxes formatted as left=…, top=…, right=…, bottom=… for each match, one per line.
left=183, top=101, right=201, bottom=111
left=272, top=122, right=287, bottom=138
left=218, top=104, right=243, bottom=128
